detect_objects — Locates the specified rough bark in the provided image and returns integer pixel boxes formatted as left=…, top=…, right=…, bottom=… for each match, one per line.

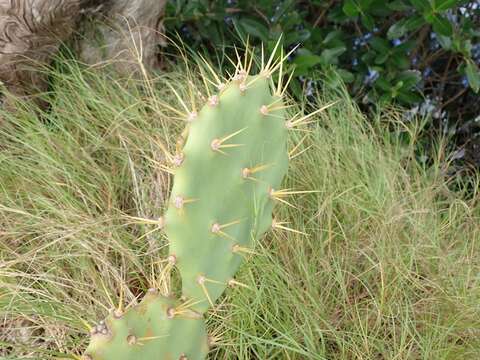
left=0, top=0, right=82, bottom=98
left=77, top=0, right=167, bottom=74
left=0, top=0, right=166, bottom=103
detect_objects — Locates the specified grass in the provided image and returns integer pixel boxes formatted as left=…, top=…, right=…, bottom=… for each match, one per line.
left=0, top=55, right=479, bottom=359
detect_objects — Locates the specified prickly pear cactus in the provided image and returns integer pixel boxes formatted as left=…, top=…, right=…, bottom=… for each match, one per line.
left=82, top=42, right=317, bottom=360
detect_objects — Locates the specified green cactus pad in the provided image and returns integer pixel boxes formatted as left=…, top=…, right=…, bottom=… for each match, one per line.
left=83, top=292, right=209, bottom=360
left=165, top=74, right=289, bottom=313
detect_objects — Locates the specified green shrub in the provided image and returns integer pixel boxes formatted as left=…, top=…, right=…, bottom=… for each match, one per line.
left=165, top=0, right=480, bottom=169
left=166, top=0, right=479, bottom=100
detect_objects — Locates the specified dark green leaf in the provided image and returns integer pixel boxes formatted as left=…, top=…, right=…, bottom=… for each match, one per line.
left=361, top=50, right=377, bottom=63
left=359, top=0, right=374, bottom=9
left=343, top=0, right=360, bottom=17
left=387, top=20, right=408, bottom=39
left=337, top=68, right=355, bottom=83
left=434, top=0, right=458, bottom=11
left=409, top=0, right=431, bottom=12
left=393, top=40, right=417, bottom=53
left=465, top=60, right=480, bottom=93
left=375, top=52, right=389, bottom=64
left=393, top=80, right=404, bottom=91
left=391, top=54, right=410, bottom=69
left=293, top=50, right=323, bottom=69
left=397, top=91, right=423, bottom=104
left=453, top=38, right=472, bottom=57
left=387, top=0, right=411, bottom=11
left=431, top=15, right=453, bottom=36
left=436, top=34, right=452, bottom=49
left=323, top=30, right=344, bottom=45
left=405, top=15, right=426, bottom=31
left=361, top=14, right=375, bottom=30
left=397, top=70, right=421, bottom=88
left=368, top=0, right=393, bottom=15
left=320, top=46, right=347, bottom=65
left=280, top=10, right=302, bottom=30
left=370, top=37, right=390, bottom=52
left=328, top=5, right=351, bottom=22
left=285, top=29, right=311, bottom=45
left=375, top=76, right=392, bottom=91
left=379, top=92, right=394, bottom=103
left=237, top=18, right=269, bottom=42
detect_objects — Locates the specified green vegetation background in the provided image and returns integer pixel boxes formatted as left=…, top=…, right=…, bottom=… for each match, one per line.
left=0, top=52, right=479, bottom=358
left=165, top=0, right=480, bottom=171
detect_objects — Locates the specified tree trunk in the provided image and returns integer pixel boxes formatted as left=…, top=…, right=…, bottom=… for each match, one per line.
left=0, top=0, right=82, bottom=98
left=77, top=0, right=166, bottom=74
left=0, top=0, right=166, bottom=103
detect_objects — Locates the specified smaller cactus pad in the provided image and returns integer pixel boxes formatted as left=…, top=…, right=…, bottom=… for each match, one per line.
left=83, top=291, right=209, bottom=360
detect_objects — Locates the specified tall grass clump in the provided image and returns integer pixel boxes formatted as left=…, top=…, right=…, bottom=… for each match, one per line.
left=0, top=55, right=479, bottom=359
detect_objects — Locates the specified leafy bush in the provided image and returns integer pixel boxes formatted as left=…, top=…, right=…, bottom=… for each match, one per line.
left=165, top=0, right=480, bottom=168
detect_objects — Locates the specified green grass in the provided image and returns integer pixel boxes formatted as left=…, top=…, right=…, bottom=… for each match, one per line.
left=0, top=57, right=479, bottom=359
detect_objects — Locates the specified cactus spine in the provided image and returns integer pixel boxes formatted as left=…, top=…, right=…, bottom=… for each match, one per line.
left=82, top=43, right=308, bottom=360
